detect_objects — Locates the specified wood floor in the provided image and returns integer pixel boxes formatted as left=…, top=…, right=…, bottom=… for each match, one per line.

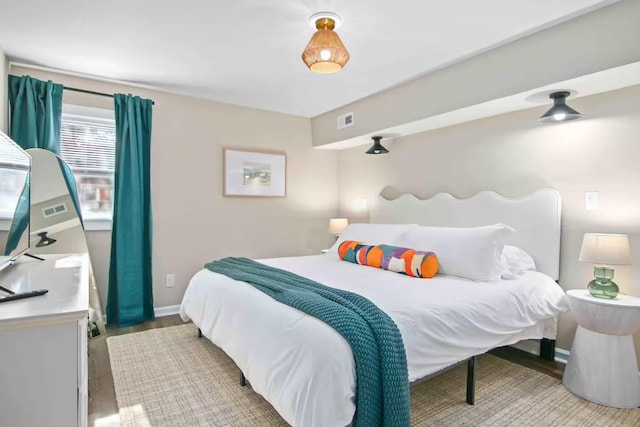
left=88, top=314, right=565, bottom=426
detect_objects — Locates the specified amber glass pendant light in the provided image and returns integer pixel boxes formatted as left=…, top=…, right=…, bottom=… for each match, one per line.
left=302, top=12, right=350, bottom=74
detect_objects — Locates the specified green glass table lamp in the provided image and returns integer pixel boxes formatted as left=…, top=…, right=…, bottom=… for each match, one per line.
left=578, top=233, right=632, bottom=299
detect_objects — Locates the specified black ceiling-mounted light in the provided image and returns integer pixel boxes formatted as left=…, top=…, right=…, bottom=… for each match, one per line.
left=35, top=231, right=56, bottom=248
left=538, top=91, right=581, bottom=122
left=366, top=136, right=389, bottom=154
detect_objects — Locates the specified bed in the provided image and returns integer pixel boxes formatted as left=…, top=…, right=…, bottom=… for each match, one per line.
left=180, top=189, right=569, bottom=427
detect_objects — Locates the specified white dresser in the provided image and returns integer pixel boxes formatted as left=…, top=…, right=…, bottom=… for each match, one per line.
left=0, top=253, right=89, bottom=427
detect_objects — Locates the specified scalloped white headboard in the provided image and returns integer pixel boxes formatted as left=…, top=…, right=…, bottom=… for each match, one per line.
left=370, top=189, right=561, bottom=280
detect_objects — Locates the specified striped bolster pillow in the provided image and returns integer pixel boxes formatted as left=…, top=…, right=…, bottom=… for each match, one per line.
left=338, top=240, right=439, bottom=278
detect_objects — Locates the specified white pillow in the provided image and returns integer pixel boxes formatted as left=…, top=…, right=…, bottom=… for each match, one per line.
left=391, top=224, right=515, bottom=281
left=327, top=223, right=414, bottom=254
left=501, top=245, right=537, bottom=279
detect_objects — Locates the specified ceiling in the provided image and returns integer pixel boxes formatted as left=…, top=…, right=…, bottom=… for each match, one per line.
left=0, top=0, right=618, bottom=118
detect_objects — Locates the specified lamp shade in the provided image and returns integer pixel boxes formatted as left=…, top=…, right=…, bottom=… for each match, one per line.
left=329, top=218, right=349, bottom=235
left=302, top=17, right=350, bottom=74
left=579, top=233, right=631, bottom=265
left=538, top=91, right=581, bottom=122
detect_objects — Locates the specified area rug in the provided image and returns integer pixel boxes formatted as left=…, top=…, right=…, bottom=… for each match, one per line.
left=107, top=323, right=639, bottom=426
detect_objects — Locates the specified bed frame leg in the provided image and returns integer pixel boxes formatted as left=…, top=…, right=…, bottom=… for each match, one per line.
left=466, top=356, right=476, bottom=405
left=240, top=372, right=246, bottom=387
left=540, top=338, right=555, bottom=361
left=197, top=328, right=202, bottom=338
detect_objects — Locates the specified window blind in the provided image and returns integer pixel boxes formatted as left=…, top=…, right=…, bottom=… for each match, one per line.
left=60, top=115, right=116, bottom=174
left=0, top=138, right=30, bottom=169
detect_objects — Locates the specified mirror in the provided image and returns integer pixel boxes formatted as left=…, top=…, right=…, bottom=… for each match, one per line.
left=27, top=148, right=106, bottom=336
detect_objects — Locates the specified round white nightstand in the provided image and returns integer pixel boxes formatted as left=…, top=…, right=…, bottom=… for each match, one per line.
left=563, top=289, right=640, bottom=408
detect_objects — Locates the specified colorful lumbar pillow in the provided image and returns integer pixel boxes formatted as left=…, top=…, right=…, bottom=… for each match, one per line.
left=338, top=240, right=438, bottom=278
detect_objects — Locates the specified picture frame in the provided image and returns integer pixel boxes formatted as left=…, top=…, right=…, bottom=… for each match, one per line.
left=223, top=147, right=287, bottom=197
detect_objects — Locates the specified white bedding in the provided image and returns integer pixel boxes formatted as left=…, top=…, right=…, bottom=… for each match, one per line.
left=180, top=254, right=568, bottom=427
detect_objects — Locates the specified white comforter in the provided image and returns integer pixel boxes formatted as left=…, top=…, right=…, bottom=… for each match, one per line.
left=180, top=254, right=568, bottom=427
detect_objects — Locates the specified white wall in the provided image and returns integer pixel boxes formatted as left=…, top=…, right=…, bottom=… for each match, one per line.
left=336, top=84, right=640, bottom=360
left=11, top=65, right=339, bottom=310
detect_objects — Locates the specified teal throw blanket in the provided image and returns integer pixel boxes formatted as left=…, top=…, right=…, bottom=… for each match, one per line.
left=205, top=257, right=410, bottom=427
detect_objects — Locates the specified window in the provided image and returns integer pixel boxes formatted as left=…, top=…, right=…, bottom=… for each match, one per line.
left=60, top=106, right=116, bottom=223
left=0, top=141, right=30, bottom=231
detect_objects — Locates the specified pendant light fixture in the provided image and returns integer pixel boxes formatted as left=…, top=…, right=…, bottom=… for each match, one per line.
left=366, top=136, right=389, bottom=154
left=538, top=91, right=581, bottom=122
left=302, top=12, right=350, bottom=74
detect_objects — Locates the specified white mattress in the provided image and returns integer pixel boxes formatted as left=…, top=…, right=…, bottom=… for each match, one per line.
left=180, top=254, right=568, bottom=427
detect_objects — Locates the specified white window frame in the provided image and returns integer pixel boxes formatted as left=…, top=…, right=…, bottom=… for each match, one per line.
left=0, top=145, right=30, bottom=231
left=61, top=104, right=116, bottom=231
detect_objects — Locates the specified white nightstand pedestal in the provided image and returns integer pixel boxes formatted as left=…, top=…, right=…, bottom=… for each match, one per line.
left=563, top=290, right=640, bottom=409
left=563, top=327, right=640, bottom=408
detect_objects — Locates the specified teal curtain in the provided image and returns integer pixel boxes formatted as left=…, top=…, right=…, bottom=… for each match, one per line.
left=8, top=75, right=83, bottom=225
left=58, top=158, right=84, bottom=228
left=8, top=75, right=63, bottom=155
left=6, top=75, right=64, bottom=255
left=107, top=94, right=154, bottom=327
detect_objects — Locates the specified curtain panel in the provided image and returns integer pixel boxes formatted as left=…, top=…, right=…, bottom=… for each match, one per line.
left=8, top=75, right=63, bottom=155
left=107, top=94, right=154, bottom=327
left=5, top=75, right=65, bottom=255
left=7, top=75, right=84, bottom=231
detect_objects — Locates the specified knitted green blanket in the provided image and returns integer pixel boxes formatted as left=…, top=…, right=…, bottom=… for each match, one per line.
left=205, top=257, right=410, bottom=427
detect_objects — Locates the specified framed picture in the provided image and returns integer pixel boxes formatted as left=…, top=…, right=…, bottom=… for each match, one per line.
left=223, top=148, right=287, bottom=197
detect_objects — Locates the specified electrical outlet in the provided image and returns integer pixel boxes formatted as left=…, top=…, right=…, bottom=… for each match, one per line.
left=165, top=274, right=175, bottom=288
left=585, top=191, right=599, bottom=211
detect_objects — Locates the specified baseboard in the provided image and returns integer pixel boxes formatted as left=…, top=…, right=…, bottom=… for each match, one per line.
left=554, top=347, right=570, bottom=364
left=510, top=339, right=569, bottom=365
left=154, top=304, right=181, bottom=318
left=103, top=304, right=181, bottom=324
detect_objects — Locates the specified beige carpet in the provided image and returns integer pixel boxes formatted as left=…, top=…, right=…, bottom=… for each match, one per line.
left=107, top=324, right=640, bottom=426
